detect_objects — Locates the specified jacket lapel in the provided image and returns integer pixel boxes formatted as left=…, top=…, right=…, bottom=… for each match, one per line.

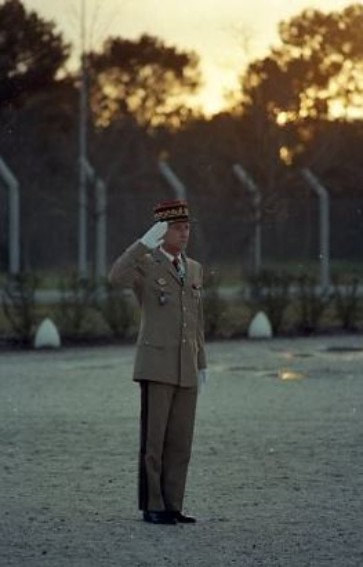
left=153, top=249, right=181, bottom=284
left=182, top=253, right=190, bottom=286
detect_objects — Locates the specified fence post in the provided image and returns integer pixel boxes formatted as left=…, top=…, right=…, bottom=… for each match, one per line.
left=0, top=156, right=20, bottom=275
left=81, top=158, right=107, bottom=281
left=233, top=164, right=262, bottom=274
left=158, top=160, right=187, bottom=200
left=301, top=168, right=330, bottom=290
left=95, top=178, right=107, bottom=281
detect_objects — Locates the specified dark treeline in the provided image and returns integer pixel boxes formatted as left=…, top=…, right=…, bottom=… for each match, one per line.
left=0, top=0, right=362, bottom=275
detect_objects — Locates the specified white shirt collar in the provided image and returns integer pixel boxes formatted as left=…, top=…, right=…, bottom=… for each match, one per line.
left=160, top=247, right=182, bottom=263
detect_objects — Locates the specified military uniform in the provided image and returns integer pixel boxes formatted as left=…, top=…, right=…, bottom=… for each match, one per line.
left=109, top=205, right=206, bottom=519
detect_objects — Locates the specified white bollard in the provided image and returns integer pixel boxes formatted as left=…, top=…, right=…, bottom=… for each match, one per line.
left=34, top=318, right=61, bottom=349
left=248, top=311, right=273, bottom=339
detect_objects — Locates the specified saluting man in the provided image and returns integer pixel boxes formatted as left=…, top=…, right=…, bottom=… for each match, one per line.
left=109, top=200, right=207, bottom=525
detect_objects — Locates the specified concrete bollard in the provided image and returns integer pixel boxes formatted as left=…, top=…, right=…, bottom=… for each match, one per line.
left=248, top=311, right=273, bottom=339
left=34, top=318, right=61, bottom=349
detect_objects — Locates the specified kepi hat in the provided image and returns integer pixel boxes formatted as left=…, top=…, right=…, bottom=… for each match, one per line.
left=153, top=199, right=189, bottom=223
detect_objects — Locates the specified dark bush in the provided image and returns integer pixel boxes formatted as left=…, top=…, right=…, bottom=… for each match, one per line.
left=247, top=269, right=292, bottom=334
left=1, top=272, right=40, bottom=345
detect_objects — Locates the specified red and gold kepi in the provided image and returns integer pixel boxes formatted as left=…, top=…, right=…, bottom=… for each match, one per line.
left=153, top=199, right=189, bottom=223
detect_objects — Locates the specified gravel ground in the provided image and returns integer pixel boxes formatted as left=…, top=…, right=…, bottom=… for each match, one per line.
left=0, top=336, right=362, bottom=567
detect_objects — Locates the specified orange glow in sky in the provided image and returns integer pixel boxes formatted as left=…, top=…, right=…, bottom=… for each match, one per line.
left=23, top=0, right=356, bottom=115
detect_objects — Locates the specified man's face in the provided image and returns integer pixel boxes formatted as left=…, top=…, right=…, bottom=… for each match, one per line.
left=163, top=221, right=190, bottom=254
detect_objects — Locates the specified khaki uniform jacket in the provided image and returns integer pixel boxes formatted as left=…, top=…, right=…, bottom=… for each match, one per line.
left=109, top=241, right=207, bottom=388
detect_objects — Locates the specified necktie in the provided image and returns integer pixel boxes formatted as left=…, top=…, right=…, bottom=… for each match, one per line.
left=172, top=257, right=184, bottom=283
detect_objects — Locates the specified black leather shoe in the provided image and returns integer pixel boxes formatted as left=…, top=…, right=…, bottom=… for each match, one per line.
left=173, top=511, right=197, bottom=524
left=143, top=511, right=177, bottom=525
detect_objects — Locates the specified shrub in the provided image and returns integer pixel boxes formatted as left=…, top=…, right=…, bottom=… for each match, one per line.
left=218, top=301, right=250, bottom=338
left=56, top=273, right=96, bottom=337
left=295, top=274, right=331, bottom=333
left=203, top=270, right=227, bottom=338
left=1, top=272, right=40, bottom=345
left=332, top=275, right=361, bottom=331
left=247, top=269, right=292, bottom=334
left=97, top=282, right=136, bottom=338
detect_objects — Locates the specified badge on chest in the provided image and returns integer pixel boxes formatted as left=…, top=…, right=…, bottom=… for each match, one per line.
left=157, top=278, right=168, bottom=305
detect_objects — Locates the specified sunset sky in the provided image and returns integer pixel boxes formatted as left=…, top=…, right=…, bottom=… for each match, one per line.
left=23, top=0, right=356, bottom=114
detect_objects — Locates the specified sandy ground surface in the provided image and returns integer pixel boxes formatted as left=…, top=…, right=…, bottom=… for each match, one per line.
left=0, top=336, right=363, bottom=567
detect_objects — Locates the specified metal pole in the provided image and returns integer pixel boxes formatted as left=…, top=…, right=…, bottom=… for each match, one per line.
left=233, top=164, right=262, bottom=274
left=158, top=160, right=187, bottom=200
left=95, top=178, right=107, bottom=280
left=301, top=168, right=330, bottom=290
left=78, top=0, right=88, bottom=278
left=81, top=157, right=107, bottom=281
left=0, top=156, right=20, bottom=274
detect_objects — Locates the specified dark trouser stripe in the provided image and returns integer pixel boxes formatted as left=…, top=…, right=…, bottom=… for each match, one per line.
left=138, top=381, right=149, bottom=510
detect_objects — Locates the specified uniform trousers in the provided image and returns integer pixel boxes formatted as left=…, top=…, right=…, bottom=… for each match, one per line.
left=138, top=381, right=198, bottom=512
